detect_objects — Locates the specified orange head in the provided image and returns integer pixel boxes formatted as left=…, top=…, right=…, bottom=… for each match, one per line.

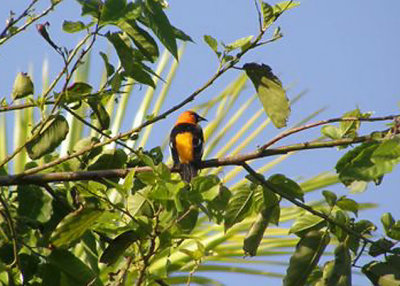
left=175, top=110, right=207, bottom=125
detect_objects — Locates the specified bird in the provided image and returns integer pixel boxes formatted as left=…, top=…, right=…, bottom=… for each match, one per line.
left=170, top=110, right=207, bottom=182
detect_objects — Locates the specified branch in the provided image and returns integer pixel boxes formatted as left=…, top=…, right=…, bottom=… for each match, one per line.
left=0, top=133, right=379, bottom=186
left=261, top=114, right=400, bottom=150
left=0, top=0, right=63, bottom=46
left=0, top=101, right=54, bottom=113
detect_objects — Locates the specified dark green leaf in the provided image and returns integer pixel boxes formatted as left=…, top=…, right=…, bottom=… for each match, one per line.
left=48, top=249, right=101, bottom=285
left=192, top=175, right=220, bottom=201
left=101, top=0, right=127, bottom=22
left=224, top=185, right=254, bottom=231
left=173, top=25, right=193, bottom=42
left=99, top=52, right=115, bottom=78
left=144, top=0, right=178, bottom=59
left=203, top=35, right=219, bottom=55
left=88, top=98, right=110, bottom=130
left=57, top=82, right=93, bottom=103
left=117, top=20, right=159, bottom=62
left=73, top=136, right=102, bottom=163
left=100, top=230, right=139, bottom=265
left=369, top=238, right=394, bottom=257
left=320, top=242, right=352, bottom=286
left=284, top=231, right=330, bottom=286
left=106, top=32, right=155, bottom=87
left=322, top=190, right=337, bottom=207
left=88, top=149, right=127, bottom=170
left=62, top=20, right=87, bottom=33
left=50, top=207, right=103, bottom=248
left=243, top=205, right=279, bottom=256
left=244, top=63, right=290, bottom=128
left=336, top=197, right=358, bottom=216
left=76, top=0, right=102, bottom=17
left=289, top=212, right=326, bottom=236
left=362, top=256, right=400, bottom=286
left=17, top=185, right=52, bottom=223
left=26, top=115, right=69, bottom=160
left=267, top=174, right=304, bottom=202
left=19, top=253, right=40, bottom=282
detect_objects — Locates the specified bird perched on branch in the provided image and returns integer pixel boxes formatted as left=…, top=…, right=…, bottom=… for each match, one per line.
left=170, top=110, right=207, bottom=182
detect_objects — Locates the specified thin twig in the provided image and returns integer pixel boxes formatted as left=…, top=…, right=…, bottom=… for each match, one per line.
left=0, top=0, right=63, bottom=46
left=260, top=114, right=399, bottom=150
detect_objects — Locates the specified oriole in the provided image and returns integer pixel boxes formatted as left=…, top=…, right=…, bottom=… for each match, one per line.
left=170, top=110, right=207, bottom=182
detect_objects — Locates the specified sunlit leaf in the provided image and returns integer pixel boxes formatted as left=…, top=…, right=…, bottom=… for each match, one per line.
left=224, top=185, right=254, bottom=231
left=62, top=20, right=87, bottom=33
left=244, top=63, right=290, bottom=128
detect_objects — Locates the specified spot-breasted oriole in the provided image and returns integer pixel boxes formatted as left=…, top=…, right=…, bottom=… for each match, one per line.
left=170, top=110, right=207, bottom=182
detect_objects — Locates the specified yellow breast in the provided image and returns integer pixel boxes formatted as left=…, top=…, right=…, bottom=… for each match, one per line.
left=175, top=132, right=194, bottom=164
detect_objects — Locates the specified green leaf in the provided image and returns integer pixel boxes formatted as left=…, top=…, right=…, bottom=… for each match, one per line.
left=144, top=0, right=178, bottom=59
left=128, top=186, right=154, bottom=217
left=243, top=63, right=290, bottom=128
left=50, top=207, right=103, bottom=248
left=322, top=190, right=337, bottom=207
left=19, top=253, right=40, bottom=282
left=369, top=238, right=394, bottom=257
left=273, top=1, right=301, bottom=16
left=206, top=185, right=232, bottom=224
left=325, top=242, right=352, bottom=286
left=57, top=82, right=93, bottom=103
left=224, top=185, right=254, bottom=231
left=76, top=0, right=102, bottom=17
left=173, top=25, right=193, bottom=42
left=362, top=256, right=400, bottom=286
left=48, top=249, right=101, bottom=285
left=117, top=20, right=159, bottom=62
left=99, top=52, right=115, bottom=78
left=26, top=115, right=69, bottom=160
left=17, top=185, right=52, bottom=223
left=336, top=197, right=358, bottom=216
left=192, top=175, right=221, bottom=201
left=203, top=35, right=219, bottom=55
left=260, top=2, right=274, bottom=27
left=100, top=230, right=139, bottom=265
left=267, top=174, right=304, bottom=202
left=243, top=205, right=279, bottom=256
left=381, top=212, right=400, bottom=240
left=12, top=72, right=34, bottom=100
left=224, top=36, right=253, bottom=52
left=321, top=125, right=342, bottom=140
left=106, top=32, right=155, bottom=87
left=88, top=98, right=110, bottom=130
left=260, top=1, right=300, bottom=28
left=88, top=149, right=127, bottom=170
left=101, top=0, right=127, bottom=22
left=336, top=140, right=400, bottom=186
left=62, top=20, right=87, bottom=33
left=289, top=212, right=326, bottom=236
left=284, top=231, right=330, bottom=286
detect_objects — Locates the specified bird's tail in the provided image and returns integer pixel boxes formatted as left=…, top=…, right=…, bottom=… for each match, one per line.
left=180, top=163, right=198, bottom=183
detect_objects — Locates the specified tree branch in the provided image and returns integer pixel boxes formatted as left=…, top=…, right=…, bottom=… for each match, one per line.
left=0, top=132, right=380, bottom=186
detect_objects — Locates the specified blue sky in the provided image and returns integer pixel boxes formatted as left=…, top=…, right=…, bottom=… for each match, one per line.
left=1, top=0, right=399, bottom=285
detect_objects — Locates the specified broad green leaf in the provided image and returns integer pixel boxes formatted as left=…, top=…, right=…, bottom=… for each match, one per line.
left=381, top=212, right=400, bottom=240
left=336, top=140, right=400, bottom=186
left=17, top=185, right=52, bottom=223
left=177, top=206, right=199, bottom=234
left=192, top=175, right=221, bottom=201
left=260, top=2, right=274, bottom=27
left=117, top=20, right=159, bottom=62
left=100, top=230, right=139, bottom=265
left=88, top=149, right=127, bottom=170
left=99, top=52, right=115, bottom=78
left=206, top=185, right=232, bottom=224
left=243, top=205, right=279, bottom=256
left=339, top=108, right=363, bottom=138
left=289, top=212, right=326, bottom=236
left=322, top=190, right=337, bottom=207
left=362, top=256, right=400, bottom=286
left=224, top=36, right=253, bottom=52
left=19, top=253, right=40, bottom=282
left=144, top=0, right=178, bottom=59
left=48, top=249, right=101, bottom=285
left=284, top=231, right=330, bottom=286
left=58, top=82, right=93, bottom=103
left=204, top=35, right=219, bottom=55
left=244, top=63, right=290, bottom=128
left=26, top=115, right=69, bottom=160
left=50, top=207, right=103, bottom=248
left=128, top=186, right=154, bottom=217
left=267, top=174, right=304, bottom=202
left=73, top=136, right=102, bottom=163
left=62, top=20, right=87, bottom=33
left=321, top=125, right=342, bottom=140
left=348, top=219, right=376, bottom=255
left=336, top=197, right=358, bottom=216
left=173, top=25, right=194, bottom=42
left=76, top=0, right=102, bottom=17
left=12, top=72, right=34, bottom=100
left=273, top=1, right=301, bottom=16
left=106, top=32, right=155, bottom=87
left=325, top=242, right=352, bottom=286
left=369, top=238, right=394, bottom=257
left=101, top=0, right=127, bottom=22
left=224, top=185, right=254, bottom=231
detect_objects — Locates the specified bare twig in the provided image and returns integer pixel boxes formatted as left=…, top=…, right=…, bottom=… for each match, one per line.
left=0, top=0, right=63, bottom=46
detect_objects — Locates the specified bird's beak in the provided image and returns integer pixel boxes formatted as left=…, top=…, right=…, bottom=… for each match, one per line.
left=198, top=115, right=207, bottom=122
